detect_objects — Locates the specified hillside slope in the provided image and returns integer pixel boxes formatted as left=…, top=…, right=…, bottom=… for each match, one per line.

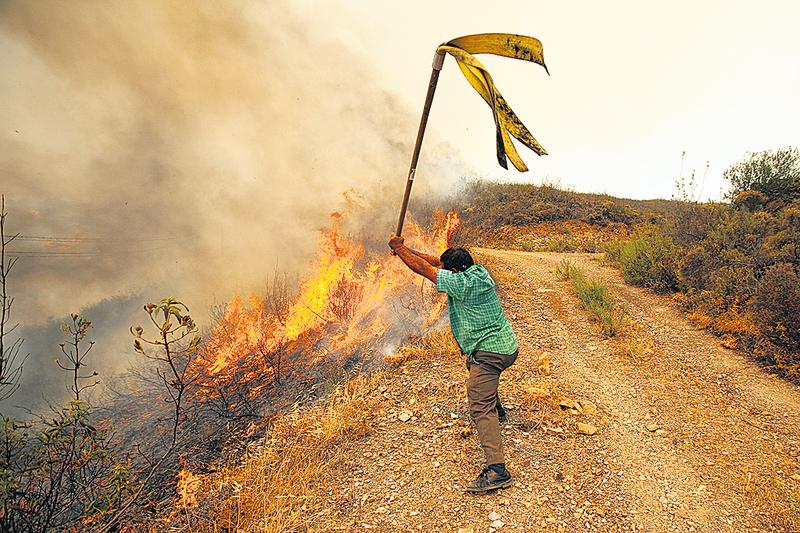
left=320, top=250, right=800, bottom=532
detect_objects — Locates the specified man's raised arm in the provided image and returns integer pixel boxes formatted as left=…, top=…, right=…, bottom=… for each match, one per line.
left=389, top=235, right=438, bottom=283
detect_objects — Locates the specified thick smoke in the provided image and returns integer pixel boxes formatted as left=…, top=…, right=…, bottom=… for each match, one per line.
left=0, top=1, right=467, bottom=411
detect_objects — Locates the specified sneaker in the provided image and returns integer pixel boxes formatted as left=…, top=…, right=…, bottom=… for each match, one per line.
left=465, top=465, right=513, bottom=493
left=497, top=405, right=507, bottom=424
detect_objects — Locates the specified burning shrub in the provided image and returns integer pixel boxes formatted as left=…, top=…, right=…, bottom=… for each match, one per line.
left=327, top=274, right=364, bottom=322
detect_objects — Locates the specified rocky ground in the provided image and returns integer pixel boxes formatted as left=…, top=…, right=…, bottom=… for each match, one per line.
left=320, top=250, right=800, bottom=532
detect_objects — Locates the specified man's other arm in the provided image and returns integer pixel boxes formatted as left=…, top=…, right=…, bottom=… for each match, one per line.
left=404, top=247, right=442, bottom=268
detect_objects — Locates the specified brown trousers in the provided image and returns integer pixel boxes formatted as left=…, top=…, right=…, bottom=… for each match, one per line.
left=466, top=349, right=518, bottom=465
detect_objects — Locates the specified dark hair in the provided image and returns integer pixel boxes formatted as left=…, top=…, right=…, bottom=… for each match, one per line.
left=440, top=247, right=474, bottom=272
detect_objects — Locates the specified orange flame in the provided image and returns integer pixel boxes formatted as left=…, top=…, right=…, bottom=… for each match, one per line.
left=177, top=468, right=202, bottom=507
left=191, top=204, right=460, bottom=403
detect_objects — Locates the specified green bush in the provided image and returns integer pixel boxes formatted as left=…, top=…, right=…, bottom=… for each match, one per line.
left=602, top=240, right=625, bottom=264
left=555, top=258, right=579, bottom=281
left=724, top=147, right=800, bottom=205
left=610, top=229, right=680, bottom=292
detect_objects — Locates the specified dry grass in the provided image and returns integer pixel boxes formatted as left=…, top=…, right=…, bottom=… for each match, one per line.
left=556, top=259, right=627, bottom=337
left=521, top=380, right=563, bottom=417
left=742, top=474, right=800, bottom=530
left=174, top=373, right=383, bottom=532
left=607, top=319, right=657, bottom=364
left=384, top=327, right=460, bottom=366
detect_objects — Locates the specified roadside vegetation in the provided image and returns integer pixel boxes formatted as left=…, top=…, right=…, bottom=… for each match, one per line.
left=556, top=259, right=627, bottom=337
left=604, top=147, right=800, bottom=379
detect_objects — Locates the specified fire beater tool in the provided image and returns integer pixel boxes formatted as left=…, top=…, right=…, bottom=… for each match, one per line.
left=395, top=33, right=550, bottom=237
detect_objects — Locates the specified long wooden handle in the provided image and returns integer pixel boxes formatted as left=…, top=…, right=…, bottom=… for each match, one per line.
left=396, top=51, right=446, bottom=236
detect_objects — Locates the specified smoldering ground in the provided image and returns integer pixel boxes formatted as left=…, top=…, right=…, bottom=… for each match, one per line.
left=0, top=1, right=467, bottom=412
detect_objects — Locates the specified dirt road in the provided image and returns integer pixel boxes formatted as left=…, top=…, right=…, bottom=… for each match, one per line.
left=323, top=250, right=800, bottom=532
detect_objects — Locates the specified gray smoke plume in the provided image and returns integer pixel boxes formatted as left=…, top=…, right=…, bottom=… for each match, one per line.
left=0, top=1, right=467, bottom=412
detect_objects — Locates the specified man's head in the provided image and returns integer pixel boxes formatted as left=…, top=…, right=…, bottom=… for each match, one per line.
left=440, top=247, right=474, bottom=273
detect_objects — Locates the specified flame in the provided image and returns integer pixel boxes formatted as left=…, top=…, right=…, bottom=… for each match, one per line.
left=177, top=468, right=202, bottom=507
left=191, top=204, right=461, bottom=401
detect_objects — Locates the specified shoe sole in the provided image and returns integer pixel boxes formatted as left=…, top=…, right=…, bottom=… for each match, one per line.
left=464, top=478, right=513, bottom=494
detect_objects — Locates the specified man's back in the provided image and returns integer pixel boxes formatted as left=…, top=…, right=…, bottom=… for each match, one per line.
left=435, top=264, right=518, bottom=356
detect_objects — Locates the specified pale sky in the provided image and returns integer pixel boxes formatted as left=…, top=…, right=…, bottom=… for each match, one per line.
left=294, top=0, right=800, bottom=200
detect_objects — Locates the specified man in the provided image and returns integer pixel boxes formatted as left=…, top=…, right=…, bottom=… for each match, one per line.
left=388, top=234, right=518, bottom=493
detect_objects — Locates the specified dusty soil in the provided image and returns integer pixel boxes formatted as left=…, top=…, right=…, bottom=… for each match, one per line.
left=321, top=250, right=800, bottom=532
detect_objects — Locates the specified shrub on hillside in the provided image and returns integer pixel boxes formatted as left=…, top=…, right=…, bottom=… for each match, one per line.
left=679, top=246, right=714, bottom=291
left=753, top=263, right=800, bottom=353
left=458, top=181, right=649, bottom=229
left=702, top=209, right=779, bottom=278
left=610, top=229, right=680, bottom=292
left=724, top=147, right=800, bottom=205
left=587, top=200, right=641, bottom=226
left=733, top=190, right=769, bottom=212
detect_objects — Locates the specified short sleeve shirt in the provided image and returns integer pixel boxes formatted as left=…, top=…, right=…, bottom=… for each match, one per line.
left=435, top=264, right=518, bottom=355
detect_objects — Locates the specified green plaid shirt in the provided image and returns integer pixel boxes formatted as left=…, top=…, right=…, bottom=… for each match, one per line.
left=436, top=264, right=518, bottom=356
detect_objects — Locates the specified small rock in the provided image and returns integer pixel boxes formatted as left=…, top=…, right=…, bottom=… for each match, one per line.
left=488, top=511, right=502, bottom=521
left=646, top=422, right=660, bottom=432
left=450, top=412, right=459, bottom=419
left=409, top=510, right=419, bottom=516
left=559, top=398, right=578, bottom=410
left=491, top=519, right=505, bottom=529
left=577, top=423, right=597, bottom=436
left=579, top=400, right=597, bottom=415
left=655, top=429, right=667, bottom=436
left=791, top=473, right=800, bottom=481
left=398, top=412, right=412, bottom=422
